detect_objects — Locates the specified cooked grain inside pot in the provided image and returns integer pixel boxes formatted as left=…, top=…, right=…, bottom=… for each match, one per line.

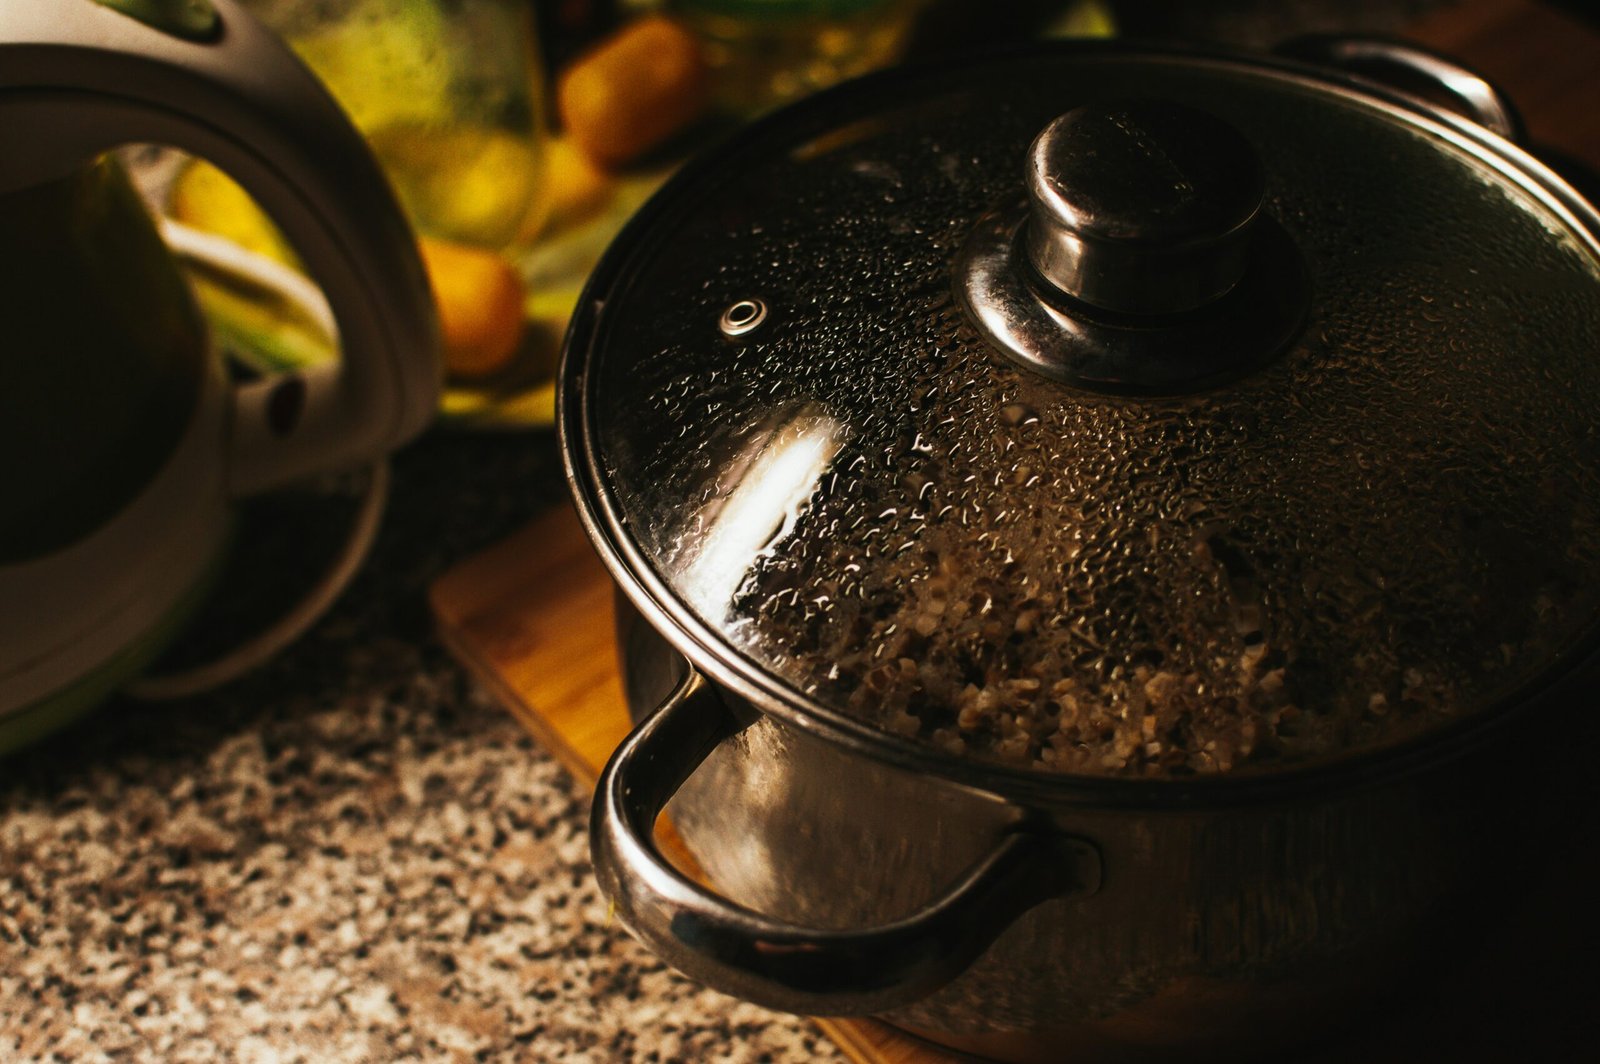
left=703, top=275, right=1600, bottom=777
left=728, top=489, right=1599, bottom=777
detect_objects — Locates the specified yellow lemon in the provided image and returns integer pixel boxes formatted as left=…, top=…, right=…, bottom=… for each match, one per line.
left=170, top=160, right=299, bottom=268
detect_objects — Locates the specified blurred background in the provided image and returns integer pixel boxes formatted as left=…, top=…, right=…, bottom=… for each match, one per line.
left=151, top=0, right=1462, bottom=433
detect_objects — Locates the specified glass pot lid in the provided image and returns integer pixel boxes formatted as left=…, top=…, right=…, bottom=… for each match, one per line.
left=567, top=44, right=1600, bottom=778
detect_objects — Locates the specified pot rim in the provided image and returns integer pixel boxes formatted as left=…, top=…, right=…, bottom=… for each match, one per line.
left=559, top=37, right=1600, bottom=811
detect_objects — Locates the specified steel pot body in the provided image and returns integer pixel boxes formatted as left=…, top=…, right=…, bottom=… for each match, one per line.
left=612, top=596, right=1586, bottom=1062
left=565, top=34, right=1600, bottom=1063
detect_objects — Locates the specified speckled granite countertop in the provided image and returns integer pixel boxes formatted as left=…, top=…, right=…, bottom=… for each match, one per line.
left=0, top=433, right=847, bottom=1063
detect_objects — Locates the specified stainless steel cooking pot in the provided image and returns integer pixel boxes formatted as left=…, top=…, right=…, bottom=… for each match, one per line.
left=558, top=35, right=1600, bottom=1062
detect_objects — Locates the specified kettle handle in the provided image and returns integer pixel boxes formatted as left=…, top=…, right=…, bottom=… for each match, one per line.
left=0, top=0, right=440, bottom=494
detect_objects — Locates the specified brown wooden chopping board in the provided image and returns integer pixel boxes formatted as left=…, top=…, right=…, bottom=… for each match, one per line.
left=431, top=4, right=1600, bottom=1061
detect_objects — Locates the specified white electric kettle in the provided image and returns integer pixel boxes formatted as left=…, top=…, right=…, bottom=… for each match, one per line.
left=0, top=0, right=440, bottom=752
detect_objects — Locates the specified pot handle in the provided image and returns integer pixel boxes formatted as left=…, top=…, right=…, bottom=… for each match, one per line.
left=1275, top=34, right=1524, bottom=143
left=591, top=668, right=1102, bottom=1017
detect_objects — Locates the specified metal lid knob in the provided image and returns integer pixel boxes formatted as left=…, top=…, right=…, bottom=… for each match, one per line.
left=958, top=99, right=1306, bottom=393
left=1025, top=101, right=1265, bottom=315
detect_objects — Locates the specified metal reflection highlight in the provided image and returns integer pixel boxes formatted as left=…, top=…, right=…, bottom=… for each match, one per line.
left=678, top=409, right=843, bottom=623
